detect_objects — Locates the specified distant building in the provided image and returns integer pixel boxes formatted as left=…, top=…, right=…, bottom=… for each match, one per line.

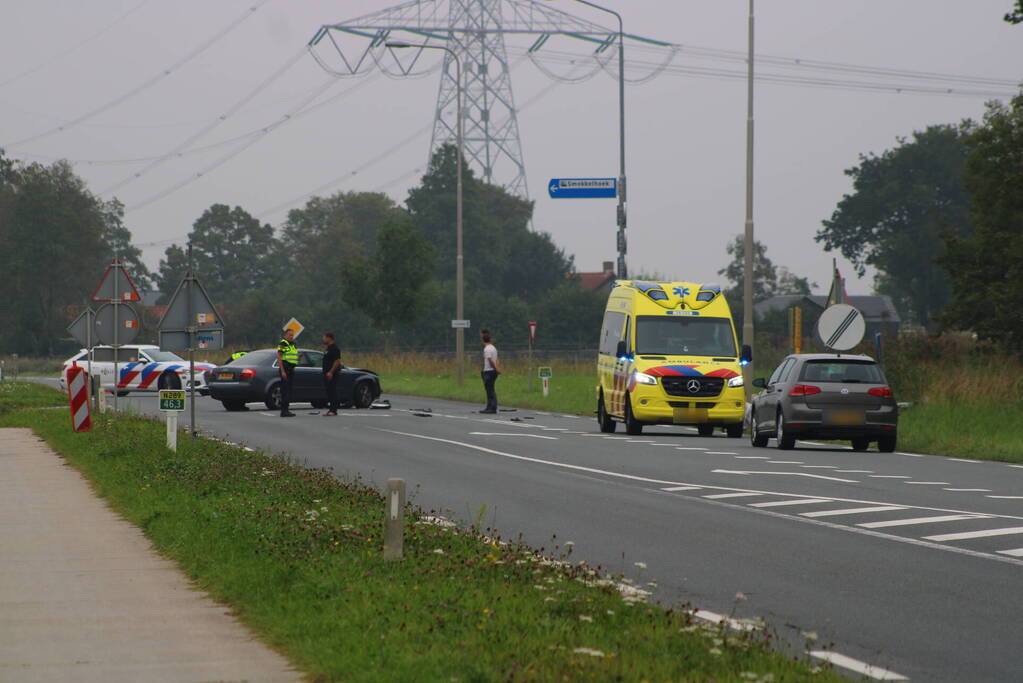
left=756, top=294, right=902, bottom=338
left=574, top=261, right=617, bottom=291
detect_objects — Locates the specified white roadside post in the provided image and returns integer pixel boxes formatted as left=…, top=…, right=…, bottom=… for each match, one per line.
left=539, top=366, right=553, bottom=398
left=159, top=389, right=186, bottom=451
left=384, top=478, right=406, bottom=560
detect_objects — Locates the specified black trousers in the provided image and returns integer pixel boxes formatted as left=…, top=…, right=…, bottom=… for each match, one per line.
left=324, top=373, right=340, bottom=412
left=481, top=370, right=498, bottom=411
left=280, top=364, right=295, bottom=415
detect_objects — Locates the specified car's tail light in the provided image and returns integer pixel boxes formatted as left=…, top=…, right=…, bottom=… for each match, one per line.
left=789, top=384, right=821, bottom=396
left=240, top=368, right=256, bottom=379
left=868, top=386, right=893, bottom=398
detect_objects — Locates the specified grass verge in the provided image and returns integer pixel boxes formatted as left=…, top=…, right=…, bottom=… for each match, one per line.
left=897, top=400, right=1023, bottom=463
left=1, top=384, right=837, bottom=682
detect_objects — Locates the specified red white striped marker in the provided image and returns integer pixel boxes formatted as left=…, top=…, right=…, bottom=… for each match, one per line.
left=66, top=366, right=92, bottom=432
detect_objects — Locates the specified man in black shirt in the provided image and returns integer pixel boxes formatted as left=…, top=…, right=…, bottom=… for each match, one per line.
left=322, top=331, right=342, bottom=416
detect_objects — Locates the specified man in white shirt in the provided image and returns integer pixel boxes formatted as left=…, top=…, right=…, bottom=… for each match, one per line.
left=479, top=329, right=500, bottom=414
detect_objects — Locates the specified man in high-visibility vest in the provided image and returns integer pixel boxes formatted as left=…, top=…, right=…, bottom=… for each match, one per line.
left=276, top=329, right=298, bottom=417
left=230, top=350, right=248, bottom=361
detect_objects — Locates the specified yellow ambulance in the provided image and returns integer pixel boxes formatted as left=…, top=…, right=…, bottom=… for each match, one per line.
left=596, top=280, right=750, bottom=436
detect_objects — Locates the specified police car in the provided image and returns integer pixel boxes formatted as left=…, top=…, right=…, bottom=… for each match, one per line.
left=59, top=345, right=215, bottom=396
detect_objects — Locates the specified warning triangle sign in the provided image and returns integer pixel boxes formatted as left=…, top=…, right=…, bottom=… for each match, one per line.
left=92, top=260, right=141, bottom=302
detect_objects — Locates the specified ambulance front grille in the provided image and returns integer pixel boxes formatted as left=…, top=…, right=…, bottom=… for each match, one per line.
left=660, top=376, right=723, bottom=397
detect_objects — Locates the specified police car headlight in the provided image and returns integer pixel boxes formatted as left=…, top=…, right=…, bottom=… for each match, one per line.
left=633, top=372, right=658, bottom=385
left=727, top=375, right=744, bottom=388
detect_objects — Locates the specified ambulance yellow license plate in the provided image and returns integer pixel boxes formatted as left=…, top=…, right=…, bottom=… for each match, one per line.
left=827, top=410, right=864, bottom=425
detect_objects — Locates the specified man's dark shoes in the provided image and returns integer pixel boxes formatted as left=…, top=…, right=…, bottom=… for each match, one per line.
left=478, top=409, right=497, bottom=414
left=324, top=411, right=338, bottom=416
left=281, top=411, right=297, bottom=417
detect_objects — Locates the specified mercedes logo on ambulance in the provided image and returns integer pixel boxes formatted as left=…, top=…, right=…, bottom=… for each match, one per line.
left=686, top=379, right=702, bottom=393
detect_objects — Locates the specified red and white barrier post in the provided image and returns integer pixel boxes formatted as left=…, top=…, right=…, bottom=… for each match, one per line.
left=66, top=366, right=92, bottom=432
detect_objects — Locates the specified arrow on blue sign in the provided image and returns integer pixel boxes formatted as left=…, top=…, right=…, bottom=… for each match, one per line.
left=548, top=177, right=617, bottom=199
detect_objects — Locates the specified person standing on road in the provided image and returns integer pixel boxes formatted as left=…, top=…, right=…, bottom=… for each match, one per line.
left=276, top=328, right=298, bottom=418
left=322, top=331, right=341, bottom=416
left=479, top=329, right=500, bottom=414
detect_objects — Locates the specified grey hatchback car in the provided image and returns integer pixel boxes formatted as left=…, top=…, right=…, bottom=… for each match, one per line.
left=750, top=354, right=898, bottom=452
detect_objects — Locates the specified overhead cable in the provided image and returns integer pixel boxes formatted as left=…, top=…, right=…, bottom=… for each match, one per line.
left=0, top=0, right=154, bottom=88
left=5, top=0, right=274, bottom=148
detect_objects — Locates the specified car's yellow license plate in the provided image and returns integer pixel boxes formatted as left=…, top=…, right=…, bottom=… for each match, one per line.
left=829, top=410, right=865, bottom=425
left=218, top=373, right=233, bottom=380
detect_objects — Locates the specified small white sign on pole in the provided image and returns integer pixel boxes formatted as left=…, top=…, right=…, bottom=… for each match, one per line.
left=450, top=319, right=471, bottom=329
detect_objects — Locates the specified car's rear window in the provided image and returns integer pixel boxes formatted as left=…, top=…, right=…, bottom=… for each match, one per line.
left=227, top=350, right=275, bottom=366
left=799, top=360, right=883, bottom=383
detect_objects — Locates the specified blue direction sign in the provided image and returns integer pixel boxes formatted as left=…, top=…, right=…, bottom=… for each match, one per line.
left=548, top=177, right=617, bottom=199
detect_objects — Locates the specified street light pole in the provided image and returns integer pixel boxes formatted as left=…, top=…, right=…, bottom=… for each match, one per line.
left=569, top=0, right=626, bottom=278
left=742, top=0, right=755, bottom=401
left=386, top=42, right=465, bottom=386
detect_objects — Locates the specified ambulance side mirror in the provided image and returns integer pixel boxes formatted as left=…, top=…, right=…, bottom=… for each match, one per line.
left=616, top=340, right=627, bottom=358
left=740, top=344, right=752, bottom=366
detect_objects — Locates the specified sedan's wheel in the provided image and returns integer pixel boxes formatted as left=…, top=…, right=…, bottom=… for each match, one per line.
left=265, top=383, right=282, bottom=411
left=750, top=412, right=769, bottom=447
left=158, top=373, right=182, bottom=390
left=851, top=437, right=870, bottom=452
left=624, top=396, right=643, bottom=436
left=222, top=400, right=246, bottom=412
left=697, top=424, right=714, bottom=437
left=353, top=381, right=374, bottom=409
left=725, top=423, right=743, bottom=438
left=116, top=390, right=130, bottom=397
left=878, top=434, right=897, bottom=453
left=597, top=393, right=616, bottom=433
left=776, top=410, right=796, bottom=450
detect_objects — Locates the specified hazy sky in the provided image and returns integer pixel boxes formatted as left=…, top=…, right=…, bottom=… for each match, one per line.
left=2, top=1, right=1019, bottom=295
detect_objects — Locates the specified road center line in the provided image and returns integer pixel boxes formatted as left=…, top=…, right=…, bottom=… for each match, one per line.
left=904, top=481, right=950, bottom=485
left=870, top=475, right=910, bottom=479
left=944, top=488, right=991, bottom=492
left=703, top=492, right=763, bottom=499
left=662, top=486, right=702, bottom=492
left=468, top=432, right=558, bottom=440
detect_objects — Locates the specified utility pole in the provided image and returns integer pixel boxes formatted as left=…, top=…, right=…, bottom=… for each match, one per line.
left=742, top=0, right=755, bottom=401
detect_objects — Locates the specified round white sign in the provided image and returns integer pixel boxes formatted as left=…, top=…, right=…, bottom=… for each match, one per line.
left=816, top=304, right=865, bottom=351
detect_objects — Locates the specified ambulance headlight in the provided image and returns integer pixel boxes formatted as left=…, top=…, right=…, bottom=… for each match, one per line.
left=727, top=376, right=744, bottom=388
left=633, top=372, right=658, bottom=385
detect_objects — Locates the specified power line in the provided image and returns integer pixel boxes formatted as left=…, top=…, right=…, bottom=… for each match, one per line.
left=99, top=45, right=311, bottom=195
left=0, top=0, right=154, bottom=88
left=4, top=0, right=274, bottom=149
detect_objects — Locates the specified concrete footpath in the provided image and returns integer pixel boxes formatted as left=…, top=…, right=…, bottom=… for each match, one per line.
left=0, top=428, right=301, bottom=683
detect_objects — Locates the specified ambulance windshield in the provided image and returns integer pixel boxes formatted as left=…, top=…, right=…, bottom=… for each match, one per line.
left=635, top=316, right=736, bottom=357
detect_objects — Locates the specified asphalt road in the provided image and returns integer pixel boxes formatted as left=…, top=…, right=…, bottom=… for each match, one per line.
left=39, top=380, right=1023, bottom=682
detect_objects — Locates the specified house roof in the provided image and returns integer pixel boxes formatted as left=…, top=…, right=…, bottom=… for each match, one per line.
left=755, top=294, right=901, bottom=323
left=575, top=271, right=616, bottom=291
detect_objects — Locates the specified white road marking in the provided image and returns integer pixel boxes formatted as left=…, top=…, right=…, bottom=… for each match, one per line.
left=626, top=440, right=655, bottom=443
left=705, top=451, right=738, bottom=455
left=836, top=469, right=873, bottom=473
left=986, top=495, right=1023, bottom=499
left=858, top=514, right=990, bottom=529
left=650, top=443, right=678, bottom=447
left=661, top=486, right=702, bottom=492
left=800, top=465, right=837, bottom=469
left=749, top=498, right=831, bottom=508
left=692, top=609, right=761, bottom=632
left=944, top=488, right=991, bottom=492
left=564, top=431, right=588, bottom=434
left=998, top=548, right=1023, bottom=557
left=604, top=436, right=630, bottom=440
left=870, top=475, right=911, bottom=479
left=734, top=455, right=769, bottom=459
left=1008, top=465, right=1023, bottom=469
left=809, top=651, right=907, bottom=681
left=469, top=432, right=558, bottom=440
left=925, top=527, right=1023, bottom=542
left=767, top=460, right=802, bottom=464
left=703, top=492, right=763, bottom=499
left=949, top=458, right=980, bottom=463
left=801, top=506, right=906, bottom=518
left=373, top=428, right=1023, bottom=567
left=713, top=469, right=859, bottom=483
left=898, top=452, right=925, bottom=457
left=904, top=481, right=950, bottom=485
left=540, top=427, right=569, bottom=431
left=676, top=447, right=709, bottom=451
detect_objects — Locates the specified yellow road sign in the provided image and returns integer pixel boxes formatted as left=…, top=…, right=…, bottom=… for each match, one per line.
left=283, top=317, right=305, bottom=339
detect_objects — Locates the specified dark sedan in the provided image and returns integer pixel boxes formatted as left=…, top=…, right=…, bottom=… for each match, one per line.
left=205, top=349, right=381, bottom=411
left=749, top=353, right=898, bottom=452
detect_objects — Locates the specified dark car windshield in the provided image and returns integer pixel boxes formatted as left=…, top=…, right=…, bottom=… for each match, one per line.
left=799, top=360, right=883, bottom=383
left=635, top=316, right=736, bottom=357
left=227, top=350, right=276, bottom=366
